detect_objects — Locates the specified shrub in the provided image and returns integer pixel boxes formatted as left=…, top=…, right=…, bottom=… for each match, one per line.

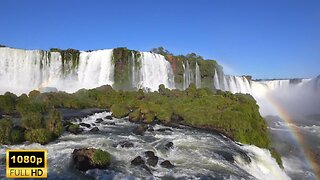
left=111, top=104, right=130, bottom=118
left=0, top=118, right=13, bottom=144
left=24, top=128, right=53, bottom=144
left=46, top=109, right=63, bottom=137
left=92, top=149, right=111, bottom=167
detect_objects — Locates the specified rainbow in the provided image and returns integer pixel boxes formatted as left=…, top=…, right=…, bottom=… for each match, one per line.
left=266, top=93, right=320, bottom=179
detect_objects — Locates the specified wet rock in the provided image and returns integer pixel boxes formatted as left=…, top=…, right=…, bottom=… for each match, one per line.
left=144, top=151, right=155, bottom=158
left=89, top=127, right=99, bottom=132
left=165, top=142, right=174, bottom=149
left=157, top=128, right=173, bottom=132
left=147, top=126, right=154, bottom=132
left=72, top=148, right=111, bottom=171
left=145, top=151, right=158, bottom=167
left=215, top=151, right=234, bottom=163
left=133, top=124, right=148, bottom=136
left=102, top=122, right=116, bottom=125
left=79, top=123, right=91, bottom=128
left=131, top=156, right=145, bottom=166
left=95, top=118, right=103, bottom=123
left=160, top=160, right=174, bottom=168
left=105, top=115, right=113, bottom=120
left=67, top=124, right=83, bottom=134
left=237, top=150, right=251, bottom=164
left=63, top=121, right=73, bottom=128
left=117, top=141, right=134, bottom=148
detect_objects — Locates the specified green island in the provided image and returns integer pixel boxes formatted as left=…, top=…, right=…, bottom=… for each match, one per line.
left=0, top=83, right=282, bottom=167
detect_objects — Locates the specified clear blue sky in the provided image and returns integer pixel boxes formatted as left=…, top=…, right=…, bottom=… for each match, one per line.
left=0, top=0, right=319, bottom=79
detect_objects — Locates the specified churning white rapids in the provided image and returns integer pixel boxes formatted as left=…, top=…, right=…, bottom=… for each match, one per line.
left=0, top=112, right=288, bottom=180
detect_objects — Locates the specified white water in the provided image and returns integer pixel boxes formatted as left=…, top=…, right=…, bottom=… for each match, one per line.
left=212, top=70, right=320, bottom=117
left=0, top=47, right=177, bottom=94
left=0, top=112, right=290, bottom=179
left=139, top=52, right=175, bottom=91
left=195, top=62, right=201, bottom=88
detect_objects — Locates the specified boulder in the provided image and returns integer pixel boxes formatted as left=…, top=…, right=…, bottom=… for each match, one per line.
left=157, top=128, right=173, bottom=132
left=117, top=141, right=134, bottom=148
left=133, top=124, right=148, bottom=136
left=105, top=115, right=113, bottom=120
left=67, top=124, right=83, bottom=134
left=165, top=142, right=174, bottom=149
left=72, top=148, right=111, bottom=171
left=102, top=122, right=116, bottom=125
left=160, top=160, right=174, bottom=168
left=145, top=151, right=158, bottom=167
left=89, top=127, right=99, bottom=132
left=95, top=118, right=104, bottom=123
left=131, top=156, right=145, bottom=166
left=79, top=123, right=91, bottom=128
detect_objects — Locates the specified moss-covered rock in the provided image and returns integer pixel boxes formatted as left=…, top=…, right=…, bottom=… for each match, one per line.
left=67, top=124, right=81, bottom=134
left=72, top=148, right=111, bottom=171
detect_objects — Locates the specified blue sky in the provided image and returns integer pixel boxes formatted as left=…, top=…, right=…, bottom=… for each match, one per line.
left=0, top=0, right=319, bottom=79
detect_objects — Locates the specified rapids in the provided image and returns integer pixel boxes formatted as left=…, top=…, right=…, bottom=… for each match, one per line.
left=0, top=112, right=289, bottom=180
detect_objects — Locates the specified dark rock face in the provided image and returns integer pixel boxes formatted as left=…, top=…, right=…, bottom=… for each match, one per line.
left=133, top=124, right=148, bottom=135
left=165, top=142, right=174, bottom=149
left=157, top=128, right=173, bottom=132
left=105, top=115, right=113, bottom=120
left=95, top=118, right=104, bottom=123
left=145, top=151, right=158, bottom=167
left=117, top=141, right=134, bottom=148
left=102, top=122, right=116, bottom=125
left=131, top=156, right=145, bottom=166
left=79, top=123, right=91, bottom=128
left=72, top=148, right=110, bottom=171
left=215, top=151, right=234, bottom=163
left=160, top=160, right=174, bottom=168
left=89, top=127, right=99, bottom=132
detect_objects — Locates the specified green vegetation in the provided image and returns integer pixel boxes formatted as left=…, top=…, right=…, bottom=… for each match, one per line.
left=0, top=83, right=282, bottom=167
left=24, top=128, right=53, bottom=145
left=92, top=149, right=111, bottom=167
left=50, top=48, right=80, bottom=75
left=112, top=47, right=141, bottom=90
left=151, top=47, right=223, bottom=89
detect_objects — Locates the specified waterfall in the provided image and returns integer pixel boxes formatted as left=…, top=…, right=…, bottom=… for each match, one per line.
left=195, top=62, right=201, bottom=88
left=213, top=69, right=220, bottom=90
left=0, top=47, right=114, bottom=94
left=183, top=61, right=191, bottom=89
left=0, top=47, right=178, bottom=94
left=139, top=52, right=175, bottom=91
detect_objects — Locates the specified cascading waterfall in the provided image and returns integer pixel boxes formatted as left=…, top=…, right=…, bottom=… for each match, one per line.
left=195, top=62, right=201, bottom=88
left=0, top=47, right=115, bottom=94
left=213, top=69, right=220, bottom=90
left=0, top=47, right=177, bottom=94
left=138, top=52, right=175, bottom=91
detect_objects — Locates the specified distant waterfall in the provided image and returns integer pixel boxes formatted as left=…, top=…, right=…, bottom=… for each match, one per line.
left=195, top=62, right=201, bottom=88
left=182, top=61, right=202, bottom=89
left=0, top=47, right=176, bottom=94
left=139, top=52, right=175, bottom=91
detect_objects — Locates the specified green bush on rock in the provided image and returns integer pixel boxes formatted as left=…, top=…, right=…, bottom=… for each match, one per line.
left=24, top=128, right=53, bottom=145
left=92, top=149, right=111, bottom=167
